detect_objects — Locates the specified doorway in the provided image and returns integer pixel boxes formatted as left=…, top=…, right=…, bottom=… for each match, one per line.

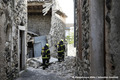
left=18, top=26, right=26, bottom=71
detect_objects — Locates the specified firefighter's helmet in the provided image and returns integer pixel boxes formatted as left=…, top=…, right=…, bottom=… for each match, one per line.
left=46, top=43, right=49, bottom=47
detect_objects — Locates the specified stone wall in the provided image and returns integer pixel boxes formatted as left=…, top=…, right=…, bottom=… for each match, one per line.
left=0, top=1, right=7, bottom=79
left=75, top=0, right=90, bottom=78
left=28, top=0, right=66, bottom=57
left=106, top=0, right=120, bottom=79
left=46, top=0, right=66, bottom=56
left=75, top=0, right=120, bottom=79
left=90, top=0, right=105, bottom=77
left=28, top=14, right=51, bottom=36
left=105, top=0, right=113, bottom=77
left=48, top=14, right=66, bottom=55
left=0, top=0, right=27, bottom=80
left=81, top=0, right=90, bottom=77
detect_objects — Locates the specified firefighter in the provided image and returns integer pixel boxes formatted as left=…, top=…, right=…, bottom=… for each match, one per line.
left=41, top=47, right=48, bottom=70
left=57, top=39, right=65, bottom=62
left=44, top=43, right=50, bottom=68
left=59, top=39, right=65, bottom=61
left=57, top=42, right=62, bottom=62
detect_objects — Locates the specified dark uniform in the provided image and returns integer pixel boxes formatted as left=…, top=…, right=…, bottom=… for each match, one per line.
left=45, top=44, right=50, bottom=67
left=57, top=40, right=65, bottom=62
left=57, top=43, right=62, bottom=62
left=41, top=47, right=48, bottom=70
left=45, top=44, right=50, bottom=65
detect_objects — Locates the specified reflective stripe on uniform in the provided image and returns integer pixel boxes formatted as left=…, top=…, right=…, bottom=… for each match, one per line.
left=58, top=51, right=63, bottom=53
left=60, top=44, right=64, bottom=46
left=42, top=55, right=48, bottom=59
left=42, top=50, right=44, bottom=53
left=42, top=57, right=48, bottom=59
left=58, top=50, right=64, bottom=52
left=57, top=45, right=59, bottom=48
left=45, top=49, right=49, bottom=53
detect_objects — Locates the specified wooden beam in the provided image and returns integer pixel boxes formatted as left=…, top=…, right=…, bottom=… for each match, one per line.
left=28, top=2, right=44, bottom=6
left=28, top=9, right=42, bottom=13
left=77, top=0, right=82, bottom=60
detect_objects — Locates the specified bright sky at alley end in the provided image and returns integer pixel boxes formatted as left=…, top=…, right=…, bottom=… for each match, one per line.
left=58, top=0, right=74, bottom=23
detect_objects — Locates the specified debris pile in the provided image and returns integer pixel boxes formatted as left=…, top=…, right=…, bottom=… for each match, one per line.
left=27, top=56, right=75, bottom=79
left=27, top=58, right=41, bottom=68
left=46, top=56, right=76, bottom=78
left=26, top=57, right=58, bottom=68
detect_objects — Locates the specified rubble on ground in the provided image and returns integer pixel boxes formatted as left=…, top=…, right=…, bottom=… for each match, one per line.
left=27, top=57, right=58, bottom=68
left=27, top=58, right=41, bottom=68
left=46, top=56, right=76, bottom=78
left=27, top=56, right=75, bottom=79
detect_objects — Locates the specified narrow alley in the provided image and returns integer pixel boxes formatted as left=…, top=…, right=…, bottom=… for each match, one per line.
left=0, top=0, right=120, bottom=80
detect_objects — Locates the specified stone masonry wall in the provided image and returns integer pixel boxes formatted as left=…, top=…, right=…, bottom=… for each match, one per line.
left=75, top=0, right=120, bottom=79
left=48, top=14, right=66, bottom=56
left=0, top=1, right=7, bottom=79
left=47, top=0, right=66, bottom=56
left=75, top=0, right=90, bottom=78
left=28, top=14, right=51, bottom=36
left=105, top=0, right=113, bottom=77
left=11, top=0, right=27, bottom=79
left=0, top=0, right=27, bottom=80
left=106, top=0, right=120, bottom=79
left=74, top=0, right=81, bottom=77
left=81, top=0, right=90, bottom=77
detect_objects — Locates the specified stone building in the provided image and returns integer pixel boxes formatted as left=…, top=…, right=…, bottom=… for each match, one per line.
left=0, top=0, right=27, bottom=80
left=28, top=0, right=52, bottom=36
left=46, top=0, right=67, bottom=56
left=27, top=0, right=67, bottom=57
left=74, top=0, right=120, bottom=79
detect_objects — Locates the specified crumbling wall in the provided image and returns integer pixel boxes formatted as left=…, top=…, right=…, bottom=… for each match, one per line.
left=11, top=0, right=27, bottom=79
left=48, top=13, right=66, bottom=55
left=0, top=1, right=15, bottom=79
left=106, top=0, right=120, bottom=78
left=105, top=0, right=113, bottom=77
left=81, top=0, right=90, bottom=77
left=0, top=0, right=27, bottom=80
left=0, top=1, right=7, bottom=79
left=45, top=0, right=66, bottom=56
left=28, top=14, right=51, bottom=35
left=75, top=0, right=90, bottom=77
